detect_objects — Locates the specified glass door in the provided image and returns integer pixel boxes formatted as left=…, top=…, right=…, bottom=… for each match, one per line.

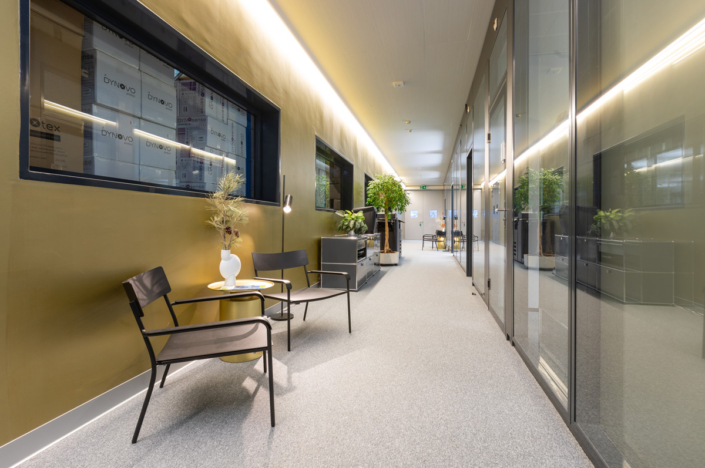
left=486, top=11, right=508, bottom=324
left=472, top=77, right=487, bottom=302
left=488, top=90, right=507, bottom=323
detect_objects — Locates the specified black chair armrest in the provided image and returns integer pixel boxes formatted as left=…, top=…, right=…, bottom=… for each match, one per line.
left=308, top=270, right=350, bottom=280
left=144, top=316, right=271, bottom=337
left=170, top=291, right=265, bottom=306
left=254, top=277, right=292, bottom=290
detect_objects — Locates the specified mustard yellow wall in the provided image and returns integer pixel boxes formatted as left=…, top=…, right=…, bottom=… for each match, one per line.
left=0, top=0, right=389, bottom=446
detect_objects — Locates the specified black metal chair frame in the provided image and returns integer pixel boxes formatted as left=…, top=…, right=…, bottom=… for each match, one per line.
left=123, top=266, right=274, bottom=444
left=252, top=249, right=351, bottom=352
left=422, top=234, right=437, bottom=250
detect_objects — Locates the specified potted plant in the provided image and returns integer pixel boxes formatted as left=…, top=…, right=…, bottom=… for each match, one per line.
left=206, top=173, right=248, bottom=289
left=335, top=210, right=368, bottom=236
left=514, top=168, right=564, bottom=269
left=591, top=208, right=635, bottom=238
left=366, top=174, right=410, bottom=265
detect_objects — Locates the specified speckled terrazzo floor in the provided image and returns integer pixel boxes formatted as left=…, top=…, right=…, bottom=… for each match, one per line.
left=21, top=241, right=591, bottom=468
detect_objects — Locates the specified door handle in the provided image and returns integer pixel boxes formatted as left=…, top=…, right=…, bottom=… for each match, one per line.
left=494, top=208, right=508, bottom=213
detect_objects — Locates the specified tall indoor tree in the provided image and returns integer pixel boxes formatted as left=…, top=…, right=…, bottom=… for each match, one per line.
left=366, top=174, right=410, bottom=254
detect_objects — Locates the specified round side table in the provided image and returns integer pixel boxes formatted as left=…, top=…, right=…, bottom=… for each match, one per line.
left=208, top=279, right=274, bottom=363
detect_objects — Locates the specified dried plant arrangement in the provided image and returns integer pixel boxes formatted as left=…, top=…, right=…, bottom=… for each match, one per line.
left=206, top=173, right=248, bottom=250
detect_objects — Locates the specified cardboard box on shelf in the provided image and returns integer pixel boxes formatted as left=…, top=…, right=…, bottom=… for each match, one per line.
left=141, top=72, right=177, bottom=128
left=177, top=147, right=224, bottom=184
left=139, top=49, right=174, bottom=84
left=82, top=18, right=139, bottom=68
left=176, top=79, right=227, bottom=122
left=140, top=165, right=176, bottom=186
left=28, top=5, right=84, bottom=172
left=138, top=120, right=177, bottom=170
left=82, top=49, right=141, bottom=116
left=230, top=121, right=246, bottom=157
left=177, top=116, right=230, bottom=151
left=227, top=101, right=247, bottom=127
left=82, top=104, right=139, bottom=164
left=224, top=153, right=246, bottom=196
left=84, top=155, right=140, bottom=180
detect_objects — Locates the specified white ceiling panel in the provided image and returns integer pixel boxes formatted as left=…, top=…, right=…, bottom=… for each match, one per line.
left=270, top=0, right=495, bottom=185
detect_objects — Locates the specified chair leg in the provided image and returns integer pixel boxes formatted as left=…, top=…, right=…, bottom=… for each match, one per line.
left=159, top=364, right=170, bottom=389
left=303, top=302, right=309, bottom=321
left=347, top=290, right=352, bottom=333
left=132, top=365, right=157, bottom=444
left=268, top=344, right=275, bottom=427
left=263, top=350, right=267, bottom=374
left=287, top=301, right=291, bottom=352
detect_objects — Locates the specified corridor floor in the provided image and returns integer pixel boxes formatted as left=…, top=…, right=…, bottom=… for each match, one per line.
left=22, top=241, right=591, bottom=468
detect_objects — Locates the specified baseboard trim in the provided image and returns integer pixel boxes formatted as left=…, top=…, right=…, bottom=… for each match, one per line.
left=0, top=288, right=319, bottom=468
left=0, top=361, right=196, bottom=468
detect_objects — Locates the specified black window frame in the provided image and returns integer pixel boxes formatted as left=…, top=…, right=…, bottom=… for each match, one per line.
left=19, top=0, right=281, bottom=206
left=314, top=137, right=353, bottom=212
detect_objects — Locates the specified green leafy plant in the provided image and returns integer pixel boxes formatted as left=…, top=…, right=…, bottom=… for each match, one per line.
left=335, top=210, right=368, bottom=235
left=591, top=208, right=635, bottom=237
left=206, top=173, right=248, bottom=250
left=366, top=174, right=411, bottom=253
left=514, top=168, right=564, bottom=214
left=315, top=174, right=330, bottom=208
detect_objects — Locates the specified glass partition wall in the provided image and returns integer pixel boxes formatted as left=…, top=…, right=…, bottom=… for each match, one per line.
left=513, top=0, right=571, bottom=409
left=454, top=1, right=705, bottom=466
left=574, top=1, right=705, bottom=467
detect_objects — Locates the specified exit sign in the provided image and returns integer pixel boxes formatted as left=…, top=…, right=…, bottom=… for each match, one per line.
left=420, top=185, right=427, bottom=190
left=461, top=184, right=466, bottom=189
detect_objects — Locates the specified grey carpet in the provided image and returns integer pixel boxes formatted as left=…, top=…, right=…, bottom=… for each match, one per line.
left=22, top=241, right=591, bottom=468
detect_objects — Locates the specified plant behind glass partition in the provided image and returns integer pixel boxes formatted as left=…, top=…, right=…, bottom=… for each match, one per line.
left=514, top=168, right=564, bottom=215
left=591, top=208, right=635, bottom=238
left=335, top=210, right=367, bottom=235
left=366, top=174, right=410, bottom=253
left=206, top=173, right=248, bottom=250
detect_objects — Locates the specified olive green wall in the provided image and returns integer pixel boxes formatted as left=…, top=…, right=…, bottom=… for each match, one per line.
left=0, top=0, right=390, bottom=446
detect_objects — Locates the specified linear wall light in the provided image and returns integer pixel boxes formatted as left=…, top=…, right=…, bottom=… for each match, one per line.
left=492, top=16, right=705, bottom=187
left=240, top=1, right=399, bottom=179
left=43, top=100, right=115, bottom=125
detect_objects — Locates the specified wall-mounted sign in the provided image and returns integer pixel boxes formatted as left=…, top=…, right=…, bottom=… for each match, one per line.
left=420, top=185, right=427, bottom=190
left=429, top=210, right=437, bottom=218
left=410, top=210, right=418, bottom=218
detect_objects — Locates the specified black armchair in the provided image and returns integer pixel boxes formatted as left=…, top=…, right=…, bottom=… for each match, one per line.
left=252, top=249, right=351, bottom=351
left=123, top=266, right=274, bottom=443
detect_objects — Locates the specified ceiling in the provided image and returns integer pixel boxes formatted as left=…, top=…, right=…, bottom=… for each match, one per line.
left=270, top=0, right=495, bottom=185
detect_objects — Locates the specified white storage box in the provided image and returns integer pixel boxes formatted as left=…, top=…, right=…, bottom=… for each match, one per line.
left=227, top=102, right=247, bottom=127
left=140, top=165, right=175, bottom=185
left=177, top=147, right=224, bottom=184
left=177, top=116, right=230, bottom=151
left=141, top=72, right=177, bottom=128
left=82, top=49, right=142, bottom=116
left=84, top=155, right=140, bottom=180
left=224, top=153, right=246, bottom=196
left=82, top=104, right=140, bottom=164
left=139, top=50, right=174, bottom=84
left=177, top=79, right=226, bottom=122
left=230, top=121, right=246, bottom=156
left=138, top=120, right=177, bottom=170
left=82, top=19, right=140, bottom=68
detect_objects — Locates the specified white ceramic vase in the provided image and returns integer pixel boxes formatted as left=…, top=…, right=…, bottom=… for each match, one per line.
left=220, top=250, right=241, bottom=289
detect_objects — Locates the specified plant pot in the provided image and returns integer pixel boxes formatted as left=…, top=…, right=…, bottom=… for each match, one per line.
left=219, top=250, right=241, bottom=289
left=348, top=230, right=356, bottom=236
left=380, top=251, right=400, bottom=265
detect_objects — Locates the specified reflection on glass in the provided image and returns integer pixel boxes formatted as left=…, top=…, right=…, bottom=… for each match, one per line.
left=29, top=0, right=251, bottom=195
left=575, top=2, right=705, bottom=467
left=472, top=78, right=487, bottom=298
left=489, top=11, right=507, bottom=101
left=512, top=0, right=570, bottom=408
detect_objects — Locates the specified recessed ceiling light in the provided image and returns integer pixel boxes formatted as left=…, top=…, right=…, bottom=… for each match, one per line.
left=404, top=120, right=411, bottom=124
left=407, top=129, right=412, bottom=132
left=392, top=81, right=405, bottom=88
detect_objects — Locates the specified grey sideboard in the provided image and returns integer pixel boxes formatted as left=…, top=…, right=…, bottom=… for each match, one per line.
left=320, top=234, right=381, bottom=291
